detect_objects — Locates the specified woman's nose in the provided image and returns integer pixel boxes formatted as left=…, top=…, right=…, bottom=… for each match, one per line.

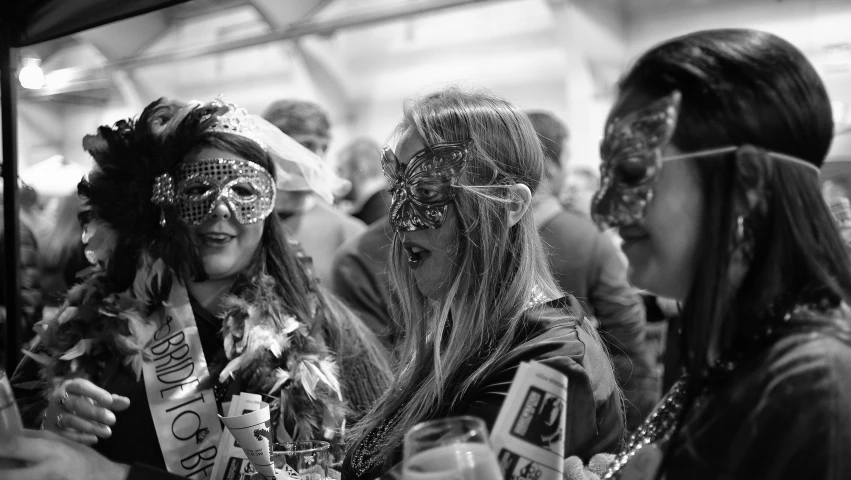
left=210, top=200, right=232, bottom=220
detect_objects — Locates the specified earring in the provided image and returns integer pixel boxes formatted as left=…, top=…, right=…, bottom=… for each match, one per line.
left=736, top=215, right=745, bottom=244
left=734, top=214, right=756, bottom=262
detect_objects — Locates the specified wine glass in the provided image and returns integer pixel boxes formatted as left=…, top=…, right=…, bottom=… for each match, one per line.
left=0, top=370, right=23, bottom=468
left=402, top=416, right=503, bottom=480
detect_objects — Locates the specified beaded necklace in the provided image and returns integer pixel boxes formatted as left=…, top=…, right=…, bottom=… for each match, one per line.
left=602, top=377, right=691, bottom=479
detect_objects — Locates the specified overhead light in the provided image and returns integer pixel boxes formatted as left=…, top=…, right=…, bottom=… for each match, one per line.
left=19, top=58, right=44, bottom=90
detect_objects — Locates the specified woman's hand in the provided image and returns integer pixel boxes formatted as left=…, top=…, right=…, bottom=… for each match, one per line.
left=564, top=453, right=615, bottom=480
left=0, top=429, right=130, bottom=480
left=42, top=378, right=131, bottom=445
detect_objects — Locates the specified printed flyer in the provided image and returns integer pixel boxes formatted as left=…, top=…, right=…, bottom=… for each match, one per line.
left=490, top=361, right=568, bottom=480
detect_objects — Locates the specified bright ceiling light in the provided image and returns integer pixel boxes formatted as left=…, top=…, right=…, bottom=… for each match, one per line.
left=19, top=58, right=44, bottom=90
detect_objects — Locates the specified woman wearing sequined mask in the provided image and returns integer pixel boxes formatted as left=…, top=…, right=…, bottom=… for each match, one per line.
left=3, top=98, right=390, bottom=480
left=340, top=88, right=624, bottom=479
left=585, top=29, right=851, bottom=479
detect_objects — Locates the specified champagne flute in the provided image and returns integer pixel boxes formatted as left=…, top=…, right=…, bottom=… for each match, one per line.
left=402, top=416, right=503, bottom=480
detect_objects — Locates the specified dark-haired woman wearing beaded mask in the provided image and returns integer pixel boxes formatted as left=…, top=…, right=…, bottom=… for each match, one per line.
left=3, top=98, right=390, bottom=480
left=578, top=29, right=851, bottom=480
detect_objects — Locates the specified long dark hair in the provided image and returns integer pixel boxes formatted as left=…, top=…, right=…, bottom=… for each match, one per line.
left=613, top=28, right=851, bottom=376
left=165, top=108, right=320, bottom=327
left=165, top=107, right=389, bottom=373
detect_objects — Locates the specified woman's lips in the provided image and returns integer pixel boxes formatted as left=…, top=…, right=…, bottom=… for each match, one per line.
left=199, top=232, right=235, bottom=247
left=403, top=242, right=431, bottom=270
left=619, top=225, right=649, bottom=250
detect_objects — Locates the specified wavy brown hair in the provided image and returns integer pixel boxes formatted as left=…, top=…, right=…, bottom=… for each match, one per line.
left=347, top=87, right=591, bottom=468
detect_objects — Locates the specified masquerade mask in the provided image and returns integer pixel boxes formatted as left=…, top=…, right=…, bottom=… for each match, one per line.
left=167, top=158, right=276, bottom=226
left=591, top=91, right=820, bottom=230
left=382, top=139, right=471, bottom=231
left=591, top=92, right=680, bottom=231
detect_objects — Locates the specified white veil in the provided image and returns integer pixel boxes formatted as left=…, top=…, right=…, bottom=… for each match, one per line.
left=251, top=114, right=340, bottom=204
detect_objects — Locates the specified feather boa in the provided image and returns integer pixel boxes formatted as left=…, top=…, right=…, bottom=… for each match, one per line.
left=29, top=250, right=347, bottom=442
left=217, top=273, right=347, bottom=440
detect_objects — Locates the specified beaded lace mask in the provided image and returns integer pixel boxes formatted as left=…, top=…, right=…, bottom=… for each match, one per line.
left=591, top=91, right=820, bottom=231
left=172, top=157, right=275, bottom=225
left=592, top=92, right=680, bottom=231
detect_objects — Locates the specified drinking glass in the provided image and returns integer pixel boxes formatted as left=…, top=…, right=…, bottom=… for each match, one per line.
left=0, top=370, right=22, bottom=435
left=272, top=440, right=329, bottom=480
left=830, top=197, right=851, bottom=227
left=0, top=369, right=24, bottom=468
left=402, top=416, right=503, bottom=480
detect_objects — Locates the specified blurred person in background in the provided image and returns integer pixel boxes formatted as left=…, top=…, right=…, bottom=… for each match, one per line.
left=563, top=165, right=601, bottom=216
left=823, top=179, right=851, bottom=247
left=37, top=192, right=90, bottom=310
left=262, top=99, right=332, bottom=158
left=263, top=99, right=365, bottom=285
left=527, top=111, right=660, bottom=431
left=337, top=137, right=391, bottom=225
left=0, top=176, right=44, bottom=368
left=330, top=217, right=398, bottom=350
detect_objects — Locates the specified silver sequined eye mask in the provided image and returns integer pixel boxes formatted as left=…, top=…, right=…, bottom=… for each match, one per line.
left=172, top=158, right=275, bottom=225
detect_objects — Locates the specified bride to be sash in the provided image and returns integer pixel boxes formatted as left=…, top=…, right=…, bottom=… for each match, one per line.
left=142, top=272, right=223, bottom=479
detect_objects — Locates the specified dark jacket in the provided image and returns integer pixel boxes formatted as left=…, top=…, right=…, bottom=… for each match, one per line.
left=353, top=190, right=392, bottom=226
left=664, top=308, right=851, bottom=479
left=330, top=218, right=398, bottom=350
left=533, top=194, right=660, bottom=430
left=341, top=296, right=625, bottom=480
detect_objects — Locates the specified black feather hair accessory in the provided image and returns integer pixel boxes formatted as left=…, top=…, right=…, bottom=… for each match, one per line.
left=78, top=97, right=204, bottom=290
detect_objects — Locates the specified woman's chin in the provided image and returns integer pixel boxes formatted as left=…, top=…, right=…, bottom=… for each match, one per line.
left=200, top=261, right=242, bottom=281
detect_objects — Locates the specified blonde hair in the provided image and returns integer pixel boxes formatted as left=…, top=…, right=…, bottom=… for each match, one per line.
left=347, top=87, right=564, bottom=466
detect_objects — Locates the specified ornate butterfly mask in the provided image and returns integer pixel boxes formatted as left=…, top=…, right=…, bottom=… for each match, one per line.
left=591, top=92, right=680, bottom=230
left=381, top=139, right=472, bottom=231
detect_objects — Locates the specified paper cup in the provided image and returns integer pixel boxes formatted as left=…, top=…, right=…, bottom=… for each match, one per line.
left=219, top=402, right=276, bottom=479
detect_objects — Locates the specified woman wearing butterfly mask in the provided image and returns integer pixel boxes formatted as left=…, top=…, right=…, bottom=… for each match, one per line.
left=4, top=98, right=391, bottom=480
left=341, top=88, right=625, bottom=479
left=579, top=29, right=851, bottom=480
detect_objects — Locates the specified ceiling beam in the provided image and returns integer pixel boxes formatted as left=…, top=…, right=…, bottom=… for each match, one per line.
left=48, top=0, right=517, bottom=78
left=73, top=12, right=175, bottom=109
left=249, top=0, right=334, bottom=27
left=165, top=0, right=250, bottom=21
left=248, top=0, right=355, bottom=122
